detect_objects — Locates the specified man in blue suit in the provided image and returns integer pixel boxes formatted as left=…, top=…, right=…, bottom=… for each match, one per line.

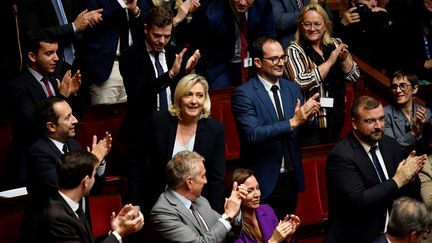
left=189, top=0, right=276, bottom=88
left=231, top=36, right=320, bottom=219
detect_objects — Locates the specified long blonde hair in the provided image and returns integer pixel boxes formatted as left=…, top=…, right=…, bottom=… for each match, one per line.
left=168, top=74, right=211, bottom=119
left=293, top=2, right=334, bottom=46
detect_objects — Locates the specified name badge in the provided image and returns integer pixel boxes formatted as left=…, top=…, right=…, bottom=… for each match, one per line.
left=244, top=57, right=252, bottom=68
left=320, top=97, right=334, bottom=108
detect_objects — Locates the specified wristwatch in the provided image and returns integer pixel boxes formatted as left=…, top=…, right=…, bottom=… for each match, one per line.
left=222, top=213, right=233, bottom=223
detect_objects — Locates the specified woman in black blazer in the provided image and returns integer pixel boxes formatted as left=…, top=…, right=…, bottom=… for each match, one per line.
left=140, top=74, right=226, bottom=214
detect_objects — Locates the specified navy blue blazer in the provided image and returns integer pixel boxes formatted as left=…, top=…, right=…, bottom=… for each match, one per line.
left=231, top=76, right=305, bottom=198
left=130, top=111, right=226, bottom=214
left=190, top=0, right=276, bottom=85
left=79, top=0, right=149, bottom=84
left=325, top=132, right=420, bottom=243
left=7, top=69, right=62, bottom=184
left=118, top=43, right=179, bottom=146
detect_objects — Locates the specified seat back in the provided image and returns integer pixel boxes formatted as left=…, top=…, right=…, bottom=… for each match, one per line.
left=296, top=159, right=323, bottom=225
left=89, top=194, right=122, bottom=238
left=0, top=211, right=24, bottom=243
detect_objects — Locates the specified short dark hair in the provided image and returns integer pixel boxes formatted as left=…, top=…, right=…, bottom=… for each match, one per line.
left=34, top=96, right=66, bottom=135
left=251, top=36, right=280, bottom=60
left=386, top=197, right=431, bottom=238
left=145, top=6, right=173, bottom=28
left=56, top=150, right=98, bottom=189
left=350, top=95, right=382, bottom=120
left=391, top=69, right=418, bottom=86
left=25, top=29, right=57, bottom=60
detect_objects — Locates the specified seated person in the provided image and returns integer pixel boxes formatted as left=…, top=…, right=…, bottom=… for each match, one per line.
left=372, top=197, right=431, bottom=243
left=149, top=150, right=247, bottom=242
left=37, top=150, right=144, bottom=242
left=232, top=168, right=300, bottom=243
left=384, top=70, right=431, bottom=157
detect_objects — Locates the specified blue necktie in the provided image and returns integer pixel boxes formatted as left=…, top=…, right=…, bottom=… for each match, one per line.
left=370, top=146, right=386, bottom=182
left=153, top=51, right=168, bottom=111
left=51, top=0, right=75, bottom=65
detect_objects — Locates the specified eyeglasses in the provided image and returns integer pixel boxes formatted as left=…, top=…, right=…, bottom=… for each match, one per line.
left=390, top=83, right=411, bottom=91
left=262, top=55, right=288, bottom=65
left=302, top=22, right=323, bottom=30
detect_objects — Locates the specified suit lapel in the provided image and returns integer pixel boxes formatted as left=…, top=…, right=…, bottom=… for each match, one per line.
left=251, top=78, right=279, bottom=122
left=44, top=137, right=63, bottom=158
left=167, top=116, right=178, bottom=160
left=165, top=190, right=203, bottom=232
left=347, top=133, right=382, bottom=183
left=379, top=140, right=397, bottom=176
left=279, top=80, right=297, bottom=120
left=391, top=106, right=406, bottom=137
left=25, top=70, right=49, bottom=100
left=56, top=193, right=93, bottom=242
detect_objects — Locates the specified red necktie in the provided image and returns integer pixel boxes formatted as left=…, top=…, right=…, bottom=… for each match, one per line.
left=240, top=13, right=248, bottom=83
left=42, top=76, right=53, bottom=97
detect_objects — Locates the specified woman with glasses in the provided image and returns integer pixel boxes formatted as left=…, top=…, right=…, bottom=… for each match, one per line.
left=384, top=70, right=431, bottom=157
left=285, top=2, right=360, bottom=145
left=232, top=168, right=300, bottom=243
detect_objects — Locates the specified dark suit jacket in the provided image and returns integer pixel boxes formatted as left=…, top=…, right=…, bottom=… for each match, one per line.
left=38, top=192, right=118, bottom=243
left=149, top=189, right=230, bottom=242
left=118, top=43, right=179, bottom=146
left=231, top=76, right=305, bottom=199
left=79, top=0, right=149, bottom=84
left=325, top=132, right=420, bottom=243
left=130, top=111, right=225, bottom=214
left=7, top=68, right=62, bottom=184
left=22, top=137, right=104, bottom=242
left=189, top=0, right=275, bottom=85
left=19, top=0, right=83, bottom=74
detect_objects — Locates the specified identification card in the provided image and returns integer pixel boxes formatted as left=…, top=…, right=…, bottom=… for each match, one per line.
left=244, top=57, right=252, bottom=68
left=320, top=97, right=334, bottom=108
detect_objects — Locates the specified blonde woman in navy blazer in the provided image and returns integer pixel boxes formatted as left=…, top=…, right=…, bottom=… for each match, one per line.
left=138, top=74, right=225, bottom=215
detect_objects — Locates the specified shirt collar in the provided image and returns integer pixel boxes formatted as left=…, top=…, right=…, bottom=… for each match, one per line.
left=258, top=74, right=280, bottom=92
left=58, top=190, right=80, bottom=213
left=170, top=189, right=192, bottom=209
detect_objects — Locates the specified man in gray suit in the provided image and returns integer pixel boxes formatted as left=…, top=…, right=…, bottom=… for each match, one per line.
left=149, top=151, right=247, bottom=242
left=372, top=197, right=431, bottom=243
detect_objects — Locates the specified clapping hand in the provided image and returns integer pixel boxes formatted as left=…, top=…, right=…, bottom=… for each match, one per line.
left=58, top=70, right=81, bottom=98
left=87, top=131, right=112, bottom=165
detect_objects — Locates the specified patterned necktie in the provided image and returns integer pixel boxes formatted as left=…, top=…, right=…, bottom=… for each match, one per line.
left=370, top=146, right=386, bottom=182
left=270, top=85, right=294, bottom=171
left=152, top=51, right=168, bottom=111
